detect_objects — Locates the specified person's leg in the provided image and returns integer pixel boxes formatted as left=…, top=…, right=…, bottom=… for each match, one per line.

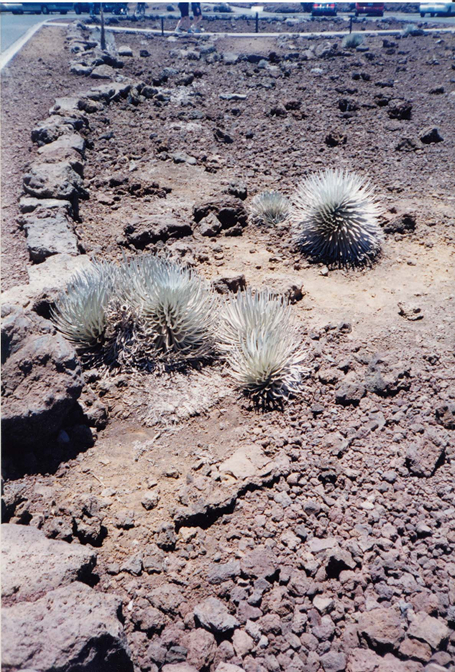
left=190, top=3, right=202, bottom=31
left=176, top=3, right=190, bottom=32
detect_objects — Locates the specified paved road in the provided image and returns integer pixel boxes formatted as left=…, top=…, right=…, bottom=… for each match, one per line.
left=1, top=8, right=454, bottom=54
left=0, top=11, right=78, bottom=52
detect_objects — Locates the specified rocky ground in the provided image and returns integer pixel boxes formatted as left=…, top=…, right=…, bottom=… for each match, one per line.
left=1, top=17, right=455, bottom=672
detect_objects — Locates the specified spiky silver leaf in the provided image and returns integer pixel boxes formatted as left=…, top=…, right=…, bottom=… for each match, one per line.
left=129, top=255, right=216, bottom=361
left=218, top=289, right=305, bottom=404
left=342, top=33, right=364, bottom=49
left=291, top=168, right=383, bottom=267
left=51, top=261, right=121, bottom=364
left=249, top=191, right=291, bottom=226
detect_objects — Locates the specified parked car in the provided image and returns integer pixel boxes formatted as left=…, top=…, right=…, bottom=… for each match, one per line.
left=10, top=3, right=73, bottom=13
left=419, top=2, right=455, bottom=16
left=74, top=2, right=127, bottom=14
left=355, top=3, right=384, bottom=17
left=311, top=3, right=337, bottom=16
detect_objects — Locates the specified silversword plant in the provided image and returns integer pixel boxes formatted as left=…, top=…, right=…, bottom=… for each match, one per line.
left=52, top=261, right=123, bottom=365
left=292, top=168, right=383, bottom=267
left=130, top=255, right=216, bottom=361
left=218, top=289, right=305, bottom=404
left=249, top=191, right=291, bottom=226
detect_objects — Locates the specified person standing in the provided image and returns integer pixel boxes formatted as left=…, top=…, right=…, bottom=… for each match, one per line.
left=175, top=3, right=203, bottom=34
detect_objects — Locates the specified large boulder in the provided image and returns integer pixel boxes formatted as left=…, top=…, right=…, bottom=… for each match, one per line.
left=31, top=115, right=85, bottom=145
left=1, top=582, right=134, bottom=672
left=124, top=215, right=192, bottom=249
left=21, top=209, right=80, bottom=263
left=193, top=197, right=248, bottom=231
left=0, top=253, right=93, bottom=310
left=23, top=161, right=87, bottom=202
left=2, top=524, right=96, bottom=603
left=1, top=305, right=83, bottom=450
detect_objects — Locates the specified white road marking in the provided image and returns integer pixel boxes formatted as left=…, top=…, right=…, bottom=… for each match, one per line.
left=0, top=18, right=49, bottom=71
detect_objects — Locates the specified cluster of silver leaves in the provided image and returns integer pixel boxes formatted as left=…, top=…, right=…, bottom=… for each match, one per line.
left=249, top=190, right=291, bottom=227
left=52, top=255, right=216, bottom=368
left=291, top=168, right=383, bottom=267
left=217, top=289, right=306, bottom=406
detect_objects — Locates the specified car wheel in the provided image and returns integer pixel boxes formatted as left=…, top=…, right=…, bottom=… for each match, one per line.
left=41, top=5, right=49, bottom=14
left=420, top=12, right=425, bottom=16
left=60, top=10, right=67, bottom=13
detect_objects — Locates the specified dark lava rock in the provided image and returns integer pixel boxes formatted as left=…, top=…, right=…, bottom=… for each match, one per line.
left=420, top=127, right=444, bottom=144
left=375, top=79, right=394, bottom=88
left=198, top=213, right=222, bottom=237
left=193, top=197, right=248, bottom=231
left=395, top=137, right=418, bottom=152
left=358, top=607, right=405, bottom=652
left=225, top=181, right=248, bottom=200
left=21, top=209, right=79, bottom=262
left=387, top=99, right=412, bottom=120
left=214, top=128, right=234, bottom=144
left=325, top=548, right=356, bottom=579
left=335, top=382, right=365, bottom=406
left=435, top=402, right=455, bottom=430
left=194, top=597, right=239, bottom=634
left=23, top=161, right=87, bottom=202
left=1, top=523, right=96, bottom=603
left=374, top=93, right=391, bottom=107
left=383, top=213, right=416, bottom=234
left=1, top=583, right=133, bottom=672
left=325, top=131, right=347, bottom=147
left=124, top=216, right=192, bottom=248
left=155, top=522, right=177, bottom=551
left=429, top=85, right=445, bottom=95
left=148, top=583, right=184, bottom=615
left=338, top=98, right=359, bottom=112
left=269, top=104, right=287, bottom=117
left=241, top=548, right=278, bottom=580
left=212, top=275, right=246, bottom=294
left=207, top=561, right=241, bottom=585
left=364, top=359, right=411, bottom=396
left=1, top=306, right=83, bottom=450
left=406, top=441, right=445, bottom=477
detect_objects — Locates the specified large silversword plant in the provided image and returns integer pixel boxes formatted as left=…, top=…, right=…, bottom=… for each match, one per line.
left=292, top=168, right=383, bottom=268
left=128, top=255, right=216, bottom=361
left=217, top=289, right=306, bottom=405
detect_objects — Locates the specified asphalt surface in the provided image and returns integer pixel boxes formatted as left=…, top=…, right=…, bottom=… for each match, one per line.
left=1, top=11, right=77, bottom=52
left=1, top=8, right=454, bottom=54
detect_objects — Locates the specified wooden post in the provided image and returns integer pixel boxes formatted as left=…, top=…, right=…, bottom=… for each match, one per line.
left=100, top=4, right=106, bottom=51
left=256, top=11, right=259, bottom=33
left=161, top=16, right=164, bottom=35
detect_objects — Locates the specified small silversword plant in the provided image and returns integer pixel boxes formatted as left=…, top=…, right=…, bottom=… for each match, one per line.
left=342, top=33, right=364, bottom=49
left=249, top=191, right=291, bottom=226
left=218, top=289, right=305, bottom=405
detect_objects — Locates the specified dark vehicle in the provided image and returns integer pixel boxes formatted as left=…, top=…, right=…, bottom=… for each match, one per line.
left=74, top=2, right=127, bottom=14
left=11, top=2, right=72, bottom=13
left=311, top=3, right=337, bottom=16
left=355, top=2, right=384, bottom=16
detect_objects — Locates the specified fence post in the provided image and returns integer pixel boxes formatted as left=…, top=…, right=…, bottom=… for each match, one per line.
left=256, top=11, right=259, bottom=33
left=349, top=15, right=353, bottom=33
left=161, top=16, right=164, bottom=36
